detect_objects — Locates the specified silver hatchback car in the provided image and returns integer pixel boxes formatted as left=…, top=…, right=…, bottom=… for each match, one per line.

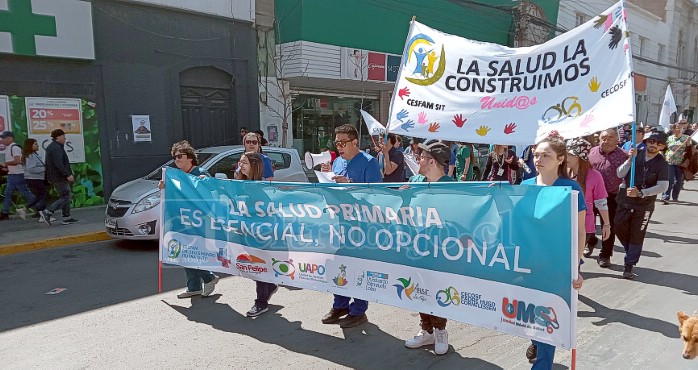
left=105, top=146, right=309, bottom=240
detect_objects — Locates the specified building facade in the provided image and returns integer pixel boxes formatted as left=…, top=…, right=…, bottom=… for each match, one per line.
left=0, top=0, right=260, bottom=200
left=260, top=0, right=560, bottom=153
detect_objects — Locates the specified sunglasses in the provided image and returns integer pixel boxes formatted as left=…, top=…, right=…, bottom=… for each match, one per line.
left=173, top=153, right=188, bottom=159
left=245, top=140, right=259, bottom=145
left=334, top=139, right=353, bottom=148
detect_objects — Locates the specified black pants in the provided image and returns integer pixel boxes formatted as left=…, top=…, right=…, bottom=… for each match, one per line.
left=254, top=281, right=277, bottom=309
left=596, top=193, right=618, bottom=259
left=614, top=204, right=653, bottom=266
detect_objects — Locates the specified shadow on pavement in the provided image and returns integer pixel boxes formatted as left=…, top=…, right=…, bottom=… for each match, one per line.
left=584, top=267, right=697, bottom=296
left=163, top=296, right=503, bottom=369
left=577, top=295, right=679, bottom=338
left=645, top=231, right=698, bottom=245
left=611, top=245, right=662, bottom=258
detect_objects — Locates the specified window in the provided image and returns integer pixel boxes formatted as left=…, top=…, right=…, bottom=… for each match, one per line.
left=575, top=12, right=588, bottom=26
left=658, top=44, right=665, bottom=63
left=639, top=37, right=647, bottom=57
left=265, top=151, right=291, bottom=171
left=207, top=153, right=240, bottom=180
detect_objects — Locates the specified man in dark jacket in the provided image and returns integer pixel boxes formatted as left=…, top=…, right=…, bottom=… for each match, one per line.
left=40, top=129, right=78, bottom=225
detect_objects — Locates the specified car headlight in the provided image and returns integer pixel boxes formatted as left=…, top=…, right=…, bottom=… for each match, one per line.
left=132, top=191, right=161, bottom=213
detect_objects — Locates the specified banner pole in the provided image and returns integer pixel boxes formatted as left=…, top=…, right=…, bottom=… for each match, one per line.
left=158, top=167, right=166, bottom=293
left=629, top=121, right=636, bottom=188
left=620, top=0, right=637, bottom=188
left=572, top=348, right=577, bottom=370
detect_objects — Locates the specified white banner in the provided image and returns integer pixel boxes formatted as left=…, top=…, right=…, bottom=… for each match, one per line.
left=387, top=1, right=634, bottom=145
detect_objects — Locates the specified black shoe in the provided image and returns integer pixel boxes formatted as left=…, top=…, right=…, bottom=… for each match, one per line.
left=246, top=305, right=269, bottom=317
left=39, top=210, right=53, bottom=225
left=661, top=199, right=669, bottom=205
left=321, top=307, right=349, bottom=324
left=526, top=343, right=537, bottom=363
left=61, top=218, right=79, bottom=225
left=583, top=245, right=594, bottom=258
left=0, top=213, right=9, bottom=221
left=339, top=313, right=368, bottom=328
left=622, top=265, right=637, bottom=280
left=597, top=257, right=611, bottom=268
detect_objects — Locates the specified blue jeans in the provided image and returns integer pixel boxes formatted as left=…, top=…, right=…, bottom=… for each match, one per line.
left=662, top=164, right=684, bottom=201
left=2, top=174, right=36, bottom=214
left=26, top=179, right=47, bottom=211
left=46, top=181, right=72, bottom=217
left=531, top=340, right=555, bottom=370
left=184, top=268, right=216, bottom=292
left=333, top=294, right=368, bottom=316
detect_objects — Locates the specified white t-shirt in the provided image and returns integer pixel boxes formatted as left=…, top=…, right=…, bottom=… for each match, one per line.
left=4, top=143, right=23, bottom=174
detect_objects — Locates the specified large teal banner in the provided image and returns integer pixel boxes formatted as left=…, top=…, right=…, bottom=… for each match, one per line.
left=161, top=169, right=579, bottom=348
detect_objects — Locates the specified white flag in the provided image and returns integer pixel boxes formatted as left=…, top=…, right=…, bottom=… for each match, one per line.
left=658, top=85, right=676, bottom=131
left=360, top=110, right=386, bottom=136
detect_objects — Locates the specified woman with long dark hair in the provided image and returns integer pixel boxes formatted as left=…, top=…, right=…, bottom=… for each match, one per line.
left=236, top=151, right=279, bottom=317
left=22, top=138, right=48, bottom=218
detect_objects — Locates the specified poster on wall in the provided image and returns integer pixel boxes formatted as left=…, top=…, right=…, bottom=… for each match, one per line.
left=0, top=95, right=10, bottom=153
left=131, top=115, right=152, bottom=142
left=341, top=48, right=368, bottom=81
left=25, top=97, right=85, bottom=163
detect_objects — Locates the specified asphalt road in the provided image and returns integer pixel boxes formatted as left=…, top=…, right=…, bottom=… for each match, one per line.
left=1, top=184, right=698, bottom=369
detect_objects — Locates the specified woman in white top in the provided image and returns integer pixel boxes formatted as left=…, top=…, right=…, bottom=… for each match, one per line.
left=22, top=138, right=48, bottom=215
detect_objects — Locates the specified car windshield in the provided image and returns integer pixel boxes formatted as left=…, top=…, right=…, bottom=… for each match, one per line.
left=144, top=152, right=216, bottom=180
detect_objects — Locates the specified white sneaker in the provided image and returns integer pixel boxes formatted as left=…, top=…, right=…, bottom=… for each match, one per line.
left=201, top=275, right=219, bottom=297
left=16, top=207, right=26, bottom=220
left=177, top=289, right=202, bottom=299
left=405, top=329, right=435, bottom=348
left=38, top=216, right=56, bottom=223
left=434, top=328, right=449, bottom=355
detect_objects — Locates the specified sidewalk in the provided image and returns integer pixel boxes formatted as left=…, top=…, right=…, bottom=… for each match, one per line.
left=0, top=205, right=111, bottom=255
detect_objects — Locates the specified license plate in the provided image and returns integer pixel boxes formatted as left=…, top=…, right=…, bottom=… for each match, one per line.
left=105, top=218, right=117, bottom=228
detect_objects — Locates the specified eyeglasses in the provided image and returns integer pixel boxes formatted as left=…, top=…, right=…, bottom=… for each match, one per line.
left=173, top=153, right=188, bottom=159
left=334, top=139, right=353, bottom=148
left=646, top=139, right=658, bottom=144
left=245, top=140, right=259, bottom=145
left=239, top=160, right=250, bottom=165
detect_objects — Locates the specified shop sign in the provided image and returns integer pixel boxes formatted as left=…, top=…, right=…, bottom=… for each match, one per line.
left=26, top=97, right=85, bottom=163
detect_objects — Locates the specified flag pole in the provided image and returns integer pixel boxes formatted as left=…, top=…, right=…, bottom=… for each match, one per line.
left=620, top=0, right=637, bottom=188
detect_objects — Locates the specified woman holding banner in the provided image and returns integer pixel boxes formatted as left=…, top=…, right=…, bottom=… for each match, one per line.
left=565, top=138, right=611, bottom=258
left=160, top=141, right=220, bottom=299
left=521, top=135, right=585, bottom=369
left=236, top=151, right=279, bottom=317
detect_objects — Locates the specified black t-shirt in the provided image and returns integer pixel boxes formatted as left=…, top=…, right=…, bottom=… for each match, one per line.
left=617, top=149, right=668, bottom=211
left=383, top=147, right=405, bottom=182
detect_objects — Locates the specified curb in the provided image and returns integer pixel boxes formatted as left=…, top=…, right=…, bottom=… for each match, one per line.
left=0, top=232, right=111, bottom=256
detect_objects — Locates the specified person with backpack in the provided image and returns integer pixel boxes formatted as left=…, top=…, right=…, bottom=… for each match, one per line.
left=0, top=131, right=36, bottom=221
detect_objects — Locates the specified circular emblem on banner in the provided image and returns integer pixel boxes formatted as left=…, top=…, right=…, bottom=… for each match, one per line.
left=403, top=33, right=446, bottom=86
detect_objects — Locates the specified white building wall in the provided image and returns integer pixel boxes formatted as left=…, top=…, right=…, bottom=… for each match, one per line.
left=557, top=0, right=672, bottom=125
left=117, top=0, right=255, bottom=22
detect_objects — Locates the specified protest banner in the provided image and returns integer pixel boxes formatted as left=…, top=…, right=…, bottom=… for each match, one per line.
left=160, top=169, right=580, bottom=349
left=386, top=1, right=633, bottom=145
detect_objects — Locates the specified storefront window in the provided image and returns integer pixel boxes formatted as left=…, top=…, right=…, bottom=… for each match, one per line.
left=292, top=94, right=379, bottom=155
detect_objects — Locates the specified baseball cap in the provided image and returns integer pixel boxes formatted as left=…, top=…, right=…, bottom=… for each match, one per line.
left=51, top=129, right=66, bottom=139
left=644, top=131, right=667, bottom=144
left=417, top=142, right=451, bottom=167
left=0, top=131, right=14, bottom=138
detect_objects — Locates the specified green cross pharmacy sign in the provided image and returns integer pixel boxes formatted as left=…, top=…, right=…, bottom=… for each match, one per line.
left=0, top=0, right=94, bottom=59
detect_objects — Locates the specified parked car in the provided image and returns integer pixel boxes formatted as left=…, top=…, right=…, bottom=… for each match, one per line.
left=105, top=146, right=309, bottom=240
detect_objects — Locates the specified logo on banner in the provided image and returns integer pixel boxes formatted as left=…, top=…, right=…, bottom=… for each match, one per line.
left=236, top=254, right=268, bottom=274
left=272, top=258, right=296, bottom=280
left=356, top=271, right=390, bottom=292
left=167, top=239, right=182, bottom=258
left=436, top=286, right=497, bottom=311
left=501, top=297, right=560, bottom=334
left=332, top=264, right=349, bottom=287
left=217, top=248, right=231, bottom=268
left=297, top=262, right=326, bottom=283
left=393, top=276, right=430, bottom=302
left=403, top=33, right=446, bottom=86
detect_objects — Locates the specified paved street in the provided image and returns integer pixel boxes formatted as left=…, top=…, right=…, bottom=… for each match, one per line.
left=1, top=183, right=697, bottom=369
